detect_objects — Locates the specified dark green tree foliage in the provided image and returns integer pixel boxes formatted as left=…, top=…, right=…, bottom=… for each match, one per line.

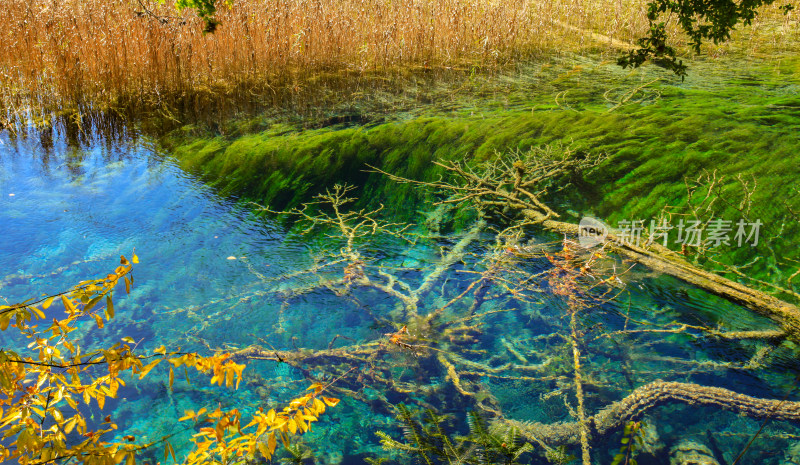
left=374, top=405, right=533, bottom=465
left=175, top=0, right=220, bottom=32
left=618, top=0, right=796, bottom=76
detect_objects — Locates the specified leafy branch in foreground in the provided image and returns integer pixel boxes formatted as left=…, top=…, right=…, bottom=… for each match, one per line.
left=0, top=255, right=339, bottom=465
left=181, top=379, right=342, bottom=464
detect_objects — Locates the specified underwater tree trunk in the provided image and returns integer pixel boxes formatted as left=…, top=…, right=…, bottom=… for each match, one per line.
left=505, top=380, right=800, bottom=447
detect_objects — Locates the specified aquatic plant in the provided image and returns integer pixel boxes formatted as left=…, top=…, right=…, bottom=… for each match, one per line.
left=610, top=420, right=645, bottom=465
left=374, top=405, right=534, bottom=465
left=158, top=59, right=800, bottom=290
left=279, top=442, right=315, bottom=465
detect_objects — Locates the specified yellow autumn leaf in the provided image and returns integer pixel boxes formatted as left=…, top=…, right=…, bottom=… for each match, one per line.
left=138, top=359, right=161, bottom=379
left=323, top=397, right=340, bottom=407
left=30, top=306, right=45, bottom=319
left=84, top=295, right=102, bottom=313
left=295, top=417, right=308, bottom=433
left=313, top=398, right=325, bottom=415
left=61, top=295, right=76, bottom=313
left=257, top=441, right=270, bottom=460
left=105, top=296, right=114, bottom=320
left=271, top=420, right=287, bottom=431
left=166, top=442, right=177, bottom=464
left=113, top=449, right=128, bottom=464
left=64, top=417, right=76, bottom=434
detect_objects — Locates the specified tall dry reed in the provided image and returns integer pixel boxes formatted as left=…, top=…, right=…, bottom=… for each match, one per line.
left=0, top=0, right=795, bottom=124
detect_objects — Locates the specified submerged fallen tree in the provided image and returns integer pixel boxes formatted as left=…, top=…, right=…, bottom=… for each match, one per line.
left=232, top=337, right=800, bottom=450
left=369, top=145, right=800, bottom=340
left=191, top=180, right=800, bottom=464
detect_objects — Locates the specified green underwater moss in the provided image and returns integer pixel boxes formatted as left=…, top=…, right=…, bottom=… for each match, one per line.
left=161, top=55, right=800, bottom=289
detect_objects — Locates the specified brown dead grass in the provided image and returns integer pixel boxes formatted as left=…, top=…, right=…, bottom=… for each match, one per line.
left=0, top=0, right=796, bottom=123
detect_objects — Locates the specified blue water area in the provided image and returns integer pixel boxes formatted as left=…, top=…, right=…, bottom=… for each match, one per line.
left=0, top=128, right=309, bottom=453
left=1, top=125, right=800, bottom=465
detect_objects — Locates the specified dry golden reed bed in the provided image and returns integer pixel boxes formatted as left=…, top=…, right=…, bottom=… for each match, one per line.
left=0, top=0, right=796, bottom=120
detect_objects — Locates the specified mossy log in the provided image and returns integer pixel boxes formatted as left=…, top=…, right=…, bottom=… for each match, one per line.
left=505, top=380, right=800, bottom=447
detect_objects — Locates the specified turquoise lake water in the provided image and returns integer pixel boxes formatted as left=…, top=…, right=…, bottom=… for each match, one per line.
left=2, top=64, right=800, bottom=464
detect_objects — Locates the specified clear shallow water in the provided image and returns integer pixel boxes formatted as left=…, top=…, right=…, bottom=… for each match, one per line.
left=1, top=123, right=800, bottom=465
left=0, top=128, right=308, bottom=452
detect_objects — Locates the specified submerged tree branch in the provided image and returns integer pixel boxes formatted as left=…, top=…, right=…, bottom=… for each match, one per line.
left=506, top=381, right=800, bottom=447
left=368, top=147, right=800, bottom=340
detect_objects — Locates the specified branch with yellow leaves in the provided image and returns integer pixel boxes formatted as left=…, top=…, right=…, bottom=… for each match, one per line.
left=0, top=256, right=253, bottom=465
left=179, top=374, right=345, bottom=465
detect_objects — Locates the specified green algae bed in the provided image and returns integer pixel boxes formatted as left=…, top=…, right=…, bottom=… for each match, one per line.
left=161, top=54, right=800, bottom=292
